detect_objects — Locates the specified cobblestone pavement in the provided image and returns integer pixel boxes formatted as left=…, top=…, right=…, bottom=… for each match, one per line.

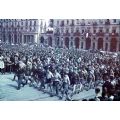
left=0, top=74, right=99, bottom=101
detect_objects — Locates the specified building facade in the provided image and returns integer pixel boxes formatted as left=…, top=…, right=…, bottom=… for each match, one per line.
left=0, top=19, right=40, bottom=44
left=44, top=19, right=120, bottom=52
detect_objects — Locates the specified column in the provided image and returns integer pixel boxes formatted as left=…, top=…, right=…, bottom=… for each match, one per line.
left=83, top=41, right=85, bottom=50
left=30, top=35, right=31, bottom=43
left=34, top=34, right=37, bottom=43
left=91, top=41, right=93, bottom=49
left=103, top=41, right=105, bottom=51
left=116, top=40, right=119, bottom=52
left=108, top=42, right=110, bottom=51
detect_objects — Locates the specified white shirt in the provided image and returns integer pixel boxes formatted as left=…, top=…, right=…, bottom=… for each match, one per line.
left=46, top=71, right=53, bottom=79
left=54, top=72, right=61, bottom=81
left=111, top=80, right=116, bottom=86
left=63, top=75, right=70, bottom=85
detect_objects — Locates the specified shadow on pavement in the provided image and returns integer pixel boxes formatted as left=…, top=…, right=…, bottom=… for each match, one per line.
left=7, top=84, right=17, bottom=89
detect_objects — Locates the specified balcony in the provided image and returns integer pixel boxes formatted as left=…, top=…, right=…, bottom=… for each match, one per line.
left=81, top=23, right=85, bottom=26
left=74, top=31, right=80, bottom=36
left=97, top=32, right=104, bottom=36
left=46, top=30, right=53, bottom=34
left=109, top=33, right=119, bottom=37
left=63, top=32, right=70, bottom=36
left=105, top=19, right=110, bottom=25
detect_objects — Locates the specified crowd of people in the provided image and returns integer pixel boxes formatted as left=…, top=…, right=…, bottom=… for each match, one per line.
left=0, top=43, right=120, bottom=101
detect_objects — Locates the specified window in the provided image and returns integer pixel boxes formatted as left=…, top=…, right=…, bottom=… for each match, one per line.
left=71, top=28, right=74, bottom=33
left=57, top=28, right=59, bottom=33
left=72, top=20, right=74, bottom=26
left=99, top=29, right=102, bottom=32
left=21, top=21, right=23, bottom=25
left=30, top=21, right=32, bottom=26
left=57, top=20, right=59, bottom=25
left=76, top=27, right=79, bottom=32
left=26, top=21, right=28, bottom=26
left=61, top=20, right=64, bottom=26
left=81, top=42, right=83, bottom=49
left=66, top=28, right=69, bottom=33
left=67, top=20, right=69, bottom=25
left=50, top=19, right=54, bottom=27
left=105, top=19, right=110, bottom=25
left=114, top=19, right=116, bottom=23
left=82, top=30, right=84, bottom=33
left=93, top=29, right=96, bottom=33
left=61, top=28, right=63, bottom=33
left=93, top=37, right=95, bottom=40
left=106, top=37, right=108, bottom=40
left=87, top=29, right=90, bottom=32
left=113, top=29, right=116, bottom=33
left=82, top=37, right=84, bottom=39
left=106, top=29, right=109, bottom=33
left=34, top=20, right=36, bottom=26
left=76, top=19, right=79, bottom=24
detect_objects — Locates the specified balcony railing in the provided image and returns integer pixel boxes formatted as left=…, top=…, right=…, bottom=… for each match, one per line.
left=74, top=32, right=80, bottom=36
left=97, top=32, right=104, bottom=36
left=81, top=23, right=85, bottom=26
left=105, top=22, right=110, bottom=25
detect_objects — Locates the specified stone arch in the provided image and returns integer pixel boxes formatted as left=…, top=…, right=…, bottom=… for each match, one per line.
left=65, top=37, right=69, bottom=48
left=40, top=36, right=44, bottom=44
left=86, top=37, right=91, bottom=50
left=75, top=37, right=80, bottom=49
left=98, top=38, right=103, bottom=50
left=48, top=36, right=52, bottom=46
left=14, top=34, right=17, bottom=44
left=110, top=38, right=117, bottom=52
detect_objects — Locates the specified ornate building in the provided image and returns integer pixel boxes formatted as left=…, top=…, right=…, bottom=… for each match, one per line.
left=44, top=19, right=120, bottom=52
left=0, top=19, right=40, bottom=44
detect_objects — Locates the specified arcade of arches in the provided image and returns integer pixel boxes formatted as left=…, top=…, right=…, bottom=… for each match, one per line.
left=75, top=37, right=80, bottom=49
left=48, top=36, right=52, bottom=47
left=41, top=36, right=120, bottom=52
left=64, top=37, right=69, bottom=48
left=86, top=38, right=91, bottom=50
left=110, top=38, right=117, bottom=52
left=2, top=34, right=34, bottom=44
left=98, top=38, right=103, bottom=50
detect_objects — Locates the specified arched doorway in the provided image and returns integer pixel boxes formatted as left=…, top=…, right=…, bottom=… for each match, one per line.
left=86, top=37, right=91, bottom=50
left=3, top=35, right=5, bottom=43
left=56, top=37, right=59, bottom=47
left=75, top=37, right=80, bottom=49
left=9, top=34, right=11, bottom=44
left=98, top=38, right=103, bottom=50
left=14, top=34, right=17, bottom=44
left=40, top=36, right=44, bottom=44
left=65, top=37, right=69, bottom=48
left=110, top=38, right=117, bottom=52
left=48, top=37, right=52, bottom=46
